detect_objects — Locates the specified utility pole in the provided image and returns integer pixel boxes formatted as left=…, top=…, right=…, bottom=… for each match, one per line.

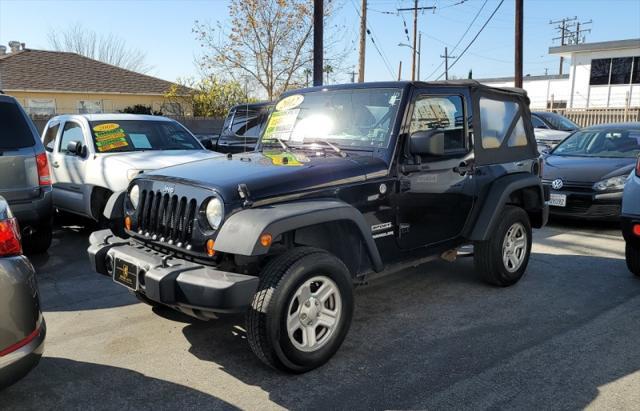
left=572, top=20, right=592, bottom=44
left=313, top=0, right=324, bottom=86
left=515, top=0, right=523, bottom=88
left=349, top=70, right=356, bottom=83
left=398, top=2, right=435, bottom=81
left=358, top=0, right=367, bottom=82
left=550, top=16, right=577, bottom=75
left=398, top=61, right=402, bottom=81
left=417, top=32, right=422, bottom=81
left=440, top=47, right=456, bottom=80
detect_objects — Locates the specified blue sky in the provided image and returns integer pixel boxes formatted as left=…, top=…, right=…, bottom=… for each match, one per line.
left=1, top=0, right=639, bottom=86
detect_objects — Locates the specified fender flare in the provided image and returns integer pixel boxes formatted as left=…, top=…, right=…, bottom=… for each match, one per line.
left=103, top=190, right=126, bottom=220
left=214, top=200, right=384, bottom=272
left=468, top=173, right=547, bottom=242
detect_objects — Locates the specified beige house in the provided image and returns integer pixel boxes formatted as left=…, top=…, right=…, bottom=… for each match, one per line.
left=0, top=44, right=191, bottom=116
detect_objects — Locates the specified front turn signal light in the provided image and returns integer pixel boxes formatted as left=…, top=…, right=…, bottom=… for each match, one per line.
left=260, top=233, right=272, bottom=247
left=124, top=216, right=132, bottom=231
left=206, top=239, right=216, bottom=256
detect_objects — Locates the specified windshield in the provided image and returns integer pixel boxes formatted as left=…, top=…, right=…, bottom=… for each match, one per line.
left=552, top=129, right=640, bottom=158
left=537, top=112, right=579, bottom=131
left=261, top=88, right=403, bottom=149
left=89, top=120, right=202, bottom=153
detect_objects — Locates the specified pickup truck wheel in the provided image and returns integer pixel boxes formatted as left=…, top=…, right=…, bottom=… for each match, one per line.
left=23, top=222, right=53, bottom=255
left=246, top=247, right=354, bottom=373
left=474, top=206, right=532, bottom=287
left=626, top=243, right=640, bottom=277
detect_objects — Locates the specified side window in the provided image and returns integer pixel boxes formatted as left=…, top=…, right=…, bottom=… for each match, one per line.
left=531, top=115, right=547, bottom=129
left=507, top=118, right=528, bottom=147
left=410, top=95, right=466, bottom=154
left=43, top=123, right=60, bottom=152
left=479, top=97, right=520, bottom=149
left=59, top=122, right=84, bottom=154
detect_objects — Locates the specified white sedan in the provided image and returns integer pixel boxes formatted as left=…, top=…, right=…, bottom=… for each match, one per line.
left=41, top=114, right=221, bottom=222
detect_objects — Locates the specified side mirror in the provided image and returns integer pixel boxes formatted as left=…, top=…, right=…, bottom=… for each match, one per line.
left=67, top=140, right=84, bottom=156
left=410, top=130, right=445, bottom=156
left=201, top=138, right=214, bottom=150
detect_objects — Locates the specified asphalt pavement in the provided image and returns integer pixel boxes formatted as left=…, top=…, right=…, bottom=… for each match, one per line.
left=2, top=218, right=638, bottom=410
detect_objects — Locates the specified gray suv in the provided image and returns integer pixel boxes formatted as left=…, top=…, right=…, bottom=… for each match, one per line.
left=0, top=94, right=53, bottom=253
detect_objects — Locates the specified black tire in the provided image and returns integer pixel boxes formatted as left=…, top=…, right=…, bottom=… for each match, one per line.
left=626, top=243, right=640, bottom=277
left=474, top=206, right=532, bottom=287
left=246, top=247, right=354, bottom=373
left=23, top=222, right=53, bottom=254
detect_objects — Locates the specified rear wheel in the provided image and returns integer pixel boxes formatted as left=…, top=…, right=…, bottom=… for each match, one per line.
left=246, top=247, right=354, bottom=373
left=626, top=243, right=640, bottom=277
left=23, top=222, right=53, bottom=254
left=474, top=206, right=532, bottom=286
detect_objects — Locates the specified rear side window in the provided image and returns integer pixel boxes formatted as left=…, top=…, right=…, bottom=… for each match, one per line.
left=479, top=98, right=520, bottom=149
left=43, top=123, right=60, bottom=152
left=0, top=101, right=36, bottom=149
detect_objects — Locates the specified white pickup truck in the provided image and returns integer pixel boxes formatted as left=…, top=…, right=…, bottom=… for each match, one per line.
left=41, top=114, right=220, bottom=222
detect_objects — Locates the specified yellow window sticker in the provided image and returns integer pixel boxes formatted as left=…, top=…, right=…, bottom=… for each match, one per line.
left=97, top=140, right=129, bottom=152
left=275, top=94, right=304, bottom=111
left=263, top=109, right=299, bottom=141
left=93, top=123, right=120, bottom=132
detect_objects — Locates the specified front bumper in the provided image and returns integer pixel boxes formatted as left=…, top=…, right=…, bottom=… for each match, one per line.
left=545, top=185, right=622, bottom=220
left=87, top=229, right=259, bottom=317
left=0, top=320, right=46, bottom=389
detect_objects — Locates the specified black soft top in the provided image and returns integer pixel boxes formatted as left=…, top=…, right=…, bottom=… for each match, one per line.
left=281, top=80, right=529, bottom=100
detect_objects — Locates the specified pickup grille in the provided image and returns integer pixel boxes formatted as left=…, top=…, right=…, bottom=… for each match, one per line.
left=136, top=190, right=198, bottom=246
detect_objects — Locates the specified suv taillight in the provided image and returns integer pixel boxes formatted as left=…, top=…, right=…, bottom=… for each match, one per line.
left=36, top=153, right=51, bottom=186
left=0, top=217, right=22, bottom=256
left=636, top=156, right=640, bottom=177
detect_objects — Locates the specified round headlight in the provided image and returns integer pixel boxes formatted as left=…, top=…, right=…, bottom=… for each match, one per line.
left=205, top=197, right=224, bottom=229
left=129, top=184, right=140, bottom=209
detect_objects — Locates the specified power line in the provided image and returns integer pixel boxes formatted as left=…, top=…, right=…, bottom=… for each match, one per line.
left=350, top=0, right=395, bottom=78
left=425, top=0, right=488, bottom=80
left=435, top=0, right=505, bottom=80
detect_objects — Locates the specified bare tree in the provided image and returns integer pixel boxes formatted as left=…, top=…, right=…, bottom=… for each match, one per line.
left=194, top=0, right=350, bottom=100
left=47, top=23, right=152, bottom=73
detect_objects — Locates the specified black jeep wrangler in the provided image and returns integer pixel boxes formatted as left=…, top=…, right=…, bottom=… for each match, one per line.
left=88, top=81, right=548, bottom=373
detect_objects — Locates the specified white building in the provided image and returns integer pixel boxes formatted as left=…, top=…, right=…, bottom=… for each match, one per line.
left=479, top=38, right=640, bottom=110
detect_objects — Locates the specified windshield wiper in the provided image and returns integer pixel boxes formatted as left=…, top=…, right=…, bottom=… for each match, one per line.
left=310, top=139, right=347, bottom=158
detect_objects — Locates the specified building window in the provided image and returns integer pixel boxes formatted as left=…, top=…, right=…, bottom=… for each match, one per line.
left=633, top=56, right=640, bottom=84
left=26, top=98, right=56, bottom=116
left=590, top=56, right=640, bottom=86
left=77, top=100, right=103, bottom=114
left=610, top=57, right=632, bottom=84
left=589, top=58, right=611, bottom=85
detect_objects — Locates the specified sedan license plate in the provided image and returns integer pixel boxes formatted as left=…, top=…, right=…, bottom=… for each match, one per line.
left=548, top=193, right=567, bottom=207
left=113, top=258, right=139, bottom=291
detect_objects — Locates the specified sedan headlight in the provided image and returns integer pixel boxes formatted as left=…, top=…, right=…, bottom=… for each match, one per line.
left=593, top=175, right=628, bottom=192
left=129, top=184, right=140, bottom=208
left=205, top=196, right=224, bottom=229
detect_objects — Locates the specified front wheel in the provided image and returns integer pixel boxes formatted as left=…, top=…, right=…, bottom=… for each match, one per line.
left=626, top=243, right=640, bottom=277
left=474, top=206, right=532, bottom=287
left=246, top=247, right=354, bottom=373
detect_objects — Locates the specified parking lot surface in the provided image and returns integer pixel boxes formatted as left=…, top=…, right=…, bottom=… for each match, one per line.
left=2, top=219, right=639, bottom=410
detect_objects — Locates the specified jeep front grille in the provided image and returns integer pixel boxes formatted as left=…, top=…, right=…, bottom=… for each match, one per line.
left=136, top=190, right=198, bottom=246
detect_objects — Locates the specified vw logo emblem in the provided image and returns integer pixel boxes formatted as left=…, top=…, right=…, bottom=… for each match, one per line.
left=551, top=179, right=564, bottom=190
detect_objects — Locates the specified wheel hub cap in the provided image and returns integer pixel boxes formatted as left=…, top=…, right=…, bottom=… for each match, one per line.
left=502, top=222, right=527, bottom=273
left=286, top=276, right=342, bottom=352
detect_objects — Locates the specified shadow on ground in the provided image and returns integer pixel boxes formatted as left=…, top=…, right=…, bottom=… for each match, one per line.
left=1, top=357, right=236, bottom=410
left=179, top=252, right=640, bottom=409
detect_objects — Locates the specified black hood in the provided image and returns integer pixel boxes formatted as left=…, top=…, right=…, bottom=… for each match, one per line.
left=543, top=155, right=636, bottom=183
left=142, top=151, right=388, bottom=202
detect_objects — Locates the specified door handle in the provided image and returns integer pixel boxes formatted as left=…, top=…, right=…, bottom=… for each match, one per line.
left=454, top=161, right=474, bottom=176
left=52, top=161, right=59, bottom=168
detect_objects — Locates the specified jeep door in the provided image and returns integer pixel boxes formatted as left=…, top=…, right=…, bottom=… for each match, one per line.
left=395, top=89, right=476, bottom=250
left=49, top=120, right=89, bottom=214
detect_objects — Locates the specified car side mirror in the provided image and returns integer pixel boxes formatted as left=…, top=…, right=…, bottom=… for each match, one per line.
left=67, top=140, right=84, bottom=156
left=410, top=130, right=445, bottom=156
left=201, top=138, right=214, bottom=150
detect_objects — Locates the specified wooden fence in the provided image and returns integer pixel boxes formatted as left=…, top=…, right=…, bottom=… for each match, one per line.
left=542, top=107, right=640, bottom=127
